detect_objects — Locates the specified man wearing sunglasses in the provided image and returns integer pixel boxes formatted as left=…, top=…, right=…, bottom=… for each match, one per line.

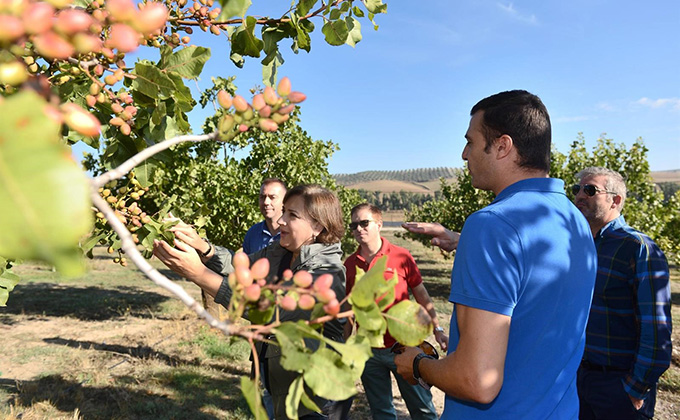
left=573, top=167, right=671, bottom=420
left=395, top=90, right=597, bottom=419
left=344, top=203, right=447, bottom=420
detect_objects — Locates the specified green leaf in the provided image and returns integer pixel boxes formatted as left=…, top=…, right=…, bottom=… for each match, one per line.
left=324, top=335, right=372, bottom=381
left=167, top=72, right=195, bottom=111
left=345, top=16, right=362, bottom=47
left=321, top=20, right=349, bottom=46
left=296, top=0, right=317, bottom=16
left=329, top=8, right=341, bottom=20
left=230, top=51, right=245, bottom=68
left=348, top=256, right=396, bottom=308
left=352, top=6, right=365, bottom=17
left=0, top=91, right=91, bottom=276
left=262, top=51, right=284, bottom=87
left=232, top=17, right=265, bottom=58
left=159, top=46, right=211, bottom=79
left=0, top=269, right=20, bottom=306
left=299, top=389, right=322, bottom=413
left=132, top=62, right=177, bottom=100
left=285, top=376, right=304, bottom=419
left=274, top=322, right=322, bottom=372
left=303, top=348, right=357, bottom=400
left=354, top=301, right=386, bottom=331
left=294, top=23, right=312, bottom=52
left=218, top=0, right=252, bottom=19
left=239, top=376, right=269, bottom=420
left=81, top=232, right=107, bottom=255
left=364, top=0, right=388, bottom=14
left=248, top=305, right=275, bottom=325
left=385, top=300, right=433, bottom=346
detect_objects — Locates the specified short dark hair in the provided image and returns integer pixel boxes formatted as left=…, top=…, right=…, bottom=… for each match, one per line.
left=284, top=184, right=345, bottom=244
left=350, top=203, right=382, bottom=222
left=471, top=90, right=551, bottom=172
left=261, top=178, right=287, bottom=191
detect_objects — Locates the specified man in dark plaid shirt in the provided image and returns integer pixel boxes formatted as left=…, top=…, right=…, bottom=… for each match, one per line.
left=573, top=167, right=672, bottom=420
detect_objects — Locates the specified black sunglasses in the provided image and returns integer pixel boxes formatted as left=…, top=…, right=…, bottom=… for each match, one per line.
left=571, top=184, right=616, bottom=197
left=349, top=219, right=372, bottom=230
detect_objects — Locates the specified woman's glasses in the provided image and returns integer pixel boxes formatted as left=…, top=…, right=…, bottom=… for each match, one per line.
left=349, top=219, right=373, bottom=230
left=571, top=184, right=616, bottom=197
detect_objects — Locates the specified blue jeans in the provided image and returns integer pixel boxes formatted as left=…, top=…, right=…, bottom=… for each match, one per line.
left=577, top=366, right=656, bottom=419
left=361, top=347, right=437, bottom=420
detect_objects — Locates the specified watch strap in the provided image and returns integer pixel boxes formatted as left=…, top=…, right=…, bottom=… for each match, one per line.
left=200, top=238, right=213, bottom=257
left=413, top=352, right=435, bottom=389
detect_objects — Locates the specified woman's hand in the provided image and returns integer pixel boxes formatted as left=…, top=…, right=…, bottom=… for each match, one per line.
left=165, top=214, right=212, bottom=257
left=153, top=238, right=206, bottom=282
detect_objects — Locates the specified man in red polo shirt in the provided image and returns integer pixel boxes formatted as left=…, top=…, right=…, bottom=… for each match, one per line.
left=344, top=203, right=448, bottom=420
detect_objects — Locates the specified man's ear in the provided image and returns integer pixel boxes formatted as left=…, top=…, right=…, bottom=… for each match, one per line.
left=612, top=194, right=623, bottom=209
left=494, top=134, right=514, bottom=160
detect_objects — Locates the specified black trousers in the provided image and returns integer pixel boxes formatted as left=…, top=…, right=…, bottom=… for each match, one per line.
left=577, top=365, right=656, bottom=419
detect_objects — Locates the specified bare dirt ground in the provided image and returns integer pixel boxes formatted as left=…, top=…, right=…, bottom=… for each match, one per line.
left=1, top=233, right=679, bottom=419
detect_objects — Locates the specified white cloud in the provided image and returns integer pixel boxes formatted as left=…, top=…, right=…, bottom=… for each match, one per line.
left=497, top=2, right=538, bottom=25
left=596, top=102, right=616, bottom=112
left=635, top=97, right=680, bottom=110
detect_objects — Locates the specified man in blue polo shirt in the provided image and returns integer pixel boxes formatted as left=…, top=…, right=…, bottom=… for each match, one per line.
left=397, top=90, right=597, bottom=419
left=243, top=178, right=286, bottom=254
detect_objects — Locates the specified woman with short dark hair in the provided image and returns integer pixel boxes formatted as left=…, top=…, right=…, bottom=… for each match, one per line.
left=153, top=184, right=349, bottom=419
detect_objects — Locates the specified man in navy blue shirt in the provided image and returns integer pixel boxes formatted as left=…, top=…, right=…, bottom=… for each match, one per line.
left=243, top=178, right=286, bottom=254
left=573, top=167, right=672, bottom=420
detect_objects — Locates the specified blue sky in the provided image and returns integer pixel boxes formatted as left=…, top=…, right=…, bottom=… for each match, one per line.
left=77, top=0, right=680, bottom=174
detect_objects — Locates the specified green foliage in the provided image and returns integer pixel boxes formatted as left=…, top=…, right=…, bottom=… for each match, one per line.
left=347, top=257, right=432, bottom=347
left=404, top=135, right=680, bottom=265
left=0, top=257, right=19, bottom=307
left=0, top=91, right=92, bottom=277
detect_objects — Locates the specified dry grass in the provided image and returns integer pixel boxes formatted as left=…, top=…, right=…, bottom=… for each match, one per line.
left=1, top=235, right=678, bottom=419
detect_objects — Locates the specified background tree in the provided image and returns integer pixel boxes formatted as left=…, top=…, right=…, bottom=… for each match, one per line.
left=404, top=135, right=680, bottom=265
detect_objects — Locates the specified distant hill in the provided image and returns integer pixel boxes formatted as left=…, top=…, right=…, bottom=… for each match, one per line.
left=333, top=168, right=458, bottom=193
left=652, top=169, right=680, bottom=183
left=333, top=167, right=680, bottom=194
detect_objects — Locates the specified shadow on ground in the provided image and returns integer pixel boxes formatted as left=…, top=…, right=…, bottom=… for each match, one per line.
left=0, top=283, right=171, bottom=321
left=419, top=266, right=452, bottom=298
left=42, top=337, right=248, bottom=375
left=0, top=370, right=251, bottom=420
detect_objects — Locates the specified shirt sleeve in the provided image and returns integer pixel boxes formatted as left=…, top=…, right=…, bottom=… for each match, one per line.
left=623, top=237, right=672, bottom=399
left=242, top=226, right=253, bottom=254
left=449, top=210, right=523, bottom=316
left=344, top=256, right=356, bottom=294
left=404, top=251, right=423, bottom=289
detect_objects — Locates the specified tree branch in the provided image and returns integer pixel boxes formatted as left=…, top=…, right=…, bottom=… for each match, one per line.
left=90, top=189, right=259, bottom=340
left=93, top=131, right=219, bottom=188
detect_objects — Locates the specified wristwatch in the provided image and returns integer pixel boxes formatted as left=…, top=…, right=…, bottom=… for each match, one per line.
left=200, top=238, right=213, bottom=257
left=413, top=352, right=436, bottom=390
left=434, top=326, right=445, bottom=333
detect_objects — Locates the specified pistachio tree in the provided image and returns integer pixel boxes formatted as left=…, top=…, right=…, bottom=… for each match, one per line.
left=0, top=0, right=438, bottom=417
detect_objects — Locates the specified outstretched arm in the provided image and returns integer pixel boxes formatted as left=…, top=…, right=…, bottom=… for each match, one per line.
left=402, top=222, right=461, bottom=252
left=394, top=304, right=510, bottom=404
left=153, top=238, right=224, bottom=297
